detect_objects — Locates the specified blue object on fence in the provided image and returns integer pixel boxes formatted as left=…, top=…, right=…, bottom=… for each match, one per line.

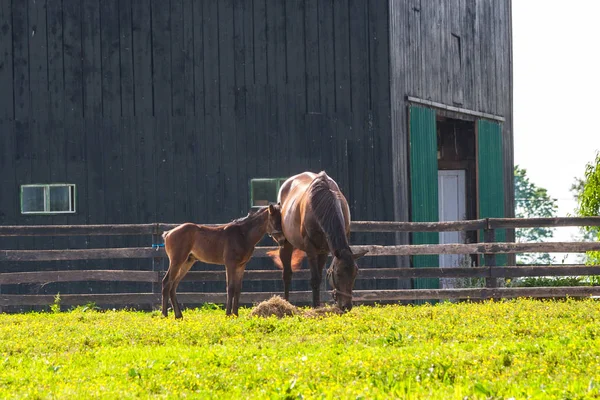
left=151, top=243, right=165, bottom=250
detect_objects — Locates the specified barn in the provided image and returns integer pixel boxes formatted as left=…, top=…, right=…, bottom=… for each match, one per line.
left=0, top=0, right=513, bottom=292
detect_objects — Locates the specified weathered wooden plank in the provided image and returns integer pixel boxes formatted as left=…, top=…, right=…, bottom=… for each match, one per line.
left=100, top=0, right=122, bottom=118
left=218, top=0, right=235, bottom=112
left=191, top=0, right=204, bottom=118
left=489, top=217, right=600, bottom=229
left=218, top=0, right=237, bottom=217
left=233, top=0, right=249, bottom=213
left=352, top=286, right=600, bottom=302
left=0, top=0, right=14, bottom=119
left=0, top=119, right=16, bottom=226
left=82, top=0, right=102, bottom=118
left=3, top=217, right=600, bottom=237
left=134, top=114, right=156, bottom=222
left=154, top=109, right=175, bottom=222
left=332, top=0, right=350, bottom=118
left=47, top=0, right=67, bottom=186
left=203, top=0, right=219, bottom=115
left=170, top=116, right=188, bottom=221
left=318, top=0, right=335, bottom=114
left=151, top=0, right=172, bottom=115
left=28, top=0, right=49, bottom=121
left=4, top=265, right=599, bottom=286
left=347, top=242, right=600, bottom=257
left=286, top=0, right=306, bottom=115
left=63, top=0, right=83, bottom=117
left=131, top=0, right=153, bottom=115
left=185, top=267, right=487, bottom=281
left=12, top=0, right=29, bottom=121
left=252, top=0, right=267, bottom=85
left=103, top=119, right=125, bottom=224
left=0, top=293, right=161, bottom=307
left=0, top=270, right=160, bottom=284
left=118, top=0, right=135, bottom=117
left=4, top=241, right=599, bottom=263
left=349, top=0, right=369, bottom=139
left=0, top=248, right=161, bottom=262
left=304, top=0, right=320, bottom=113
left=180, top=116, right=197, bottom=220
left=352, top=219, right=487, bottom=232
left=493, top=266, right=600, bottom=278
left=170, top=0, right=186, bottom=117
left=4, top=286, right=600, bottom=308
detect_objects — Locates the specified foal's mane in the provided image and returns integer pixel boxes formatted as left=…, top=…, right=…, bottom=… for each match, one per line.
left=307, top=172, right=349, bottom=252
left=229, top=206, right=268, bottom=227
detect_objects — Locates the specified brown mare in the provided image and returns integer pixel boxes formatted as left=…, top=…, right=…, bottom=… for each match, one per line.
left=161, top=204, right=283, bottom=318
left=269, top=171, right=367, bottom=311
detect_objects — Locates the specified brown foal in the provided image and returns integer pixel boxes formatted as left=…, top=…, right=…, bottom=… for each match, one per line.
left=161, top=204, right=282, bottom=318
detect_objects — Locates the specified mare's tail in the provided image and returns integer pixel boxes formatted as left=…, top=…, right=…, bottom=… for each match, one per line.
left=267, top=249, right=305, bottom=272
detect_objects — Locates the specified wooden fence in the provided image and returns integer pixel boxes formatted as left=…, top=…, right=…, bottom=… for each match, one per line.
left=1, top=217, right=600, bottom=310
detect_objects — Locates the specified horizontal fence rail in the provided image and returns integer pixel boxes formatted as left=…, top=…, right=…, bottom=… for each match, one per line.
left=1, top=217, right=600, bottom=310
left=3, top=287, right=600, bottom=308
left=2, top=266, right=600, bottom=286
left=3, top=242, right=600, bottom=262
left=2, top=217, right=600, bottom=237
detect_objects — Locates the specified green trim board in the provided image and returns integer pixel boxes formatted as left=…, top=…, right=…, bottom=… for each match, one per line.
left=409, top=105, right=439, bottom=289
left=477, top=119, right=507, bottom=266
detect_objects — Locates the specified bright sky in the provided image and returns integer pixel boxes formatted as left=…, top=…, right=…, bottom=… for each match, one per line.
left=512, top=0, right=600, bottom=246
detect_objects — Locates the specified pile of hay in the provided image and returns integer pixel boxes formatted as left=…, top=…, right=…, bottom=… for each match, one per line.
left=303, top=305, right=343, bottom=318
left=249, top=295, right=300, bottom=318
left=249, top=295, right=343, bottom=318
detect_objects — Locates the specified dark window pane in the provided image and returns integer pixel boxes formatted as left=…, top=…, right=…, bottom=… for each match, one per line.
left=49, top=186, right=71, bottom=212
left=251, top=180, right=278, bottom=206
left=22, top=186, right=45, bottom=213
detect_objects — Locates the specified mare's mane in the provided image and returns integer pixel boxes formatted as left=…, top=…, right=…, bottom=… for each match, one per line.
left=307, top=173, right=349, bottom=252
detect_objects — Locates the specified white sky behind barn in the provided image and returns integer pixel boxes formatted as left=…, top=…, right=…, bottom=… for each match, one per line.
left=512, top=0, right=600, bottom=251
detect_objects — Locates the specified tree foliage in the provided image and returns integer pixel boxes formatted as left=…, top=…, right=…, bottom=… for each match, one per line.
left=573, top=151, right=600, bottom=264
left=514, top=165, right=558, bottom=264
left=570, top=177, right=597, bottom=242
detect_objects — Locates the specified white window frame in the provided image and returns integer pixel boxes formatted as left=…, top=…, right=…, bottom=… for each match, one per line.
left=20, top=184, right=77, bottom=215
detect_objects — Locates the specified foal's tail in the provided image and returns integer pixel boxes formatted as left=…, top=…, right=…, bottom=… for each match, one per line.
left=162, top=230, right=171, bottom=241
left=267, top=249, right=305, bottom=272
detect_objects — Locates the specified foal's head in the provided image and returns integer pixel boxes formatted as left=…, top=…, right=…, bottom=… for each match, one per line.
left=266, top=203, right=286, bottom=246
left=327, top=248, right=368, bottom=312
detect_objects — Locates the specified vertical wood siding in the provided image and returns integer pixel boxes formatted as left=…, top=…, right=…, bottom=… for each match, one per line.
left=0, top=0, right=393, bottom=229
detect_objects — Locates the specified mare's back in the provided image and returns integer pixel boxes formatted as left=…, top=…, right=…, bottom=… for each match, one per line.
left=278, top=172, right=318, bottom=204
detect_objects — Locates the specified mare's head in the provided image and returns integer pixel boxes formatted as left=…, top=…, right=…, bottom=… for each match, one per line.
left=327, top=248, right=368, bottom=312
left=266, top=203, right=286, bottom=246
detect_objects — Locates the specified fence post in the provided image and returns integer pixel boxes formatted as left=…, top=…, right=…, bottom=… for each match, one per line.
left=483, top=219, right=497, bottom=288
left=152, top=224, right=162, bottom=303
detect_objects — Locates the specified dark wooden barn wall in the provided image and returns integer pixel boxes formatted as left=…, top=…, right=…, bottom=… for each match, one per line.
left=0, top=0, right=393, bottom=230
left=0, top=0, right=393, bottom=234
left=389, top=0, right=514, bottom=233
left=0, top=0, right=398, bottom=296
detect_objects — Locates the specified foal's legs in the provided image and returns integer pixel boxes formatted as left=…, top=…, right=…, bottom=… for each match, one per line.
left=161, top=269, right=173, bottom=317
left=279, top=242, right=294, bottom=301
left=225, top=262, right=246, bottom=316
left=168, top=259, right=195, bottom=319
left=308, top=253, right=328, bottom=307
left=162, top=258, right=194, bottom=319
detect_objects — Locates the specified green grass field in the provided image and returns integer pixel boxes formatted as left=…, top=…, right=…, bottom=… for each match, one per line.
left=1, top=298, right=600, bottom=399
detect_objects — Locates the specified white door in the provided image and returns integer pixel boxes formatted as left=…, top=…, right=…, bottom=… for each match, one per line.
left=438, top=170, right=467, bottom=288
